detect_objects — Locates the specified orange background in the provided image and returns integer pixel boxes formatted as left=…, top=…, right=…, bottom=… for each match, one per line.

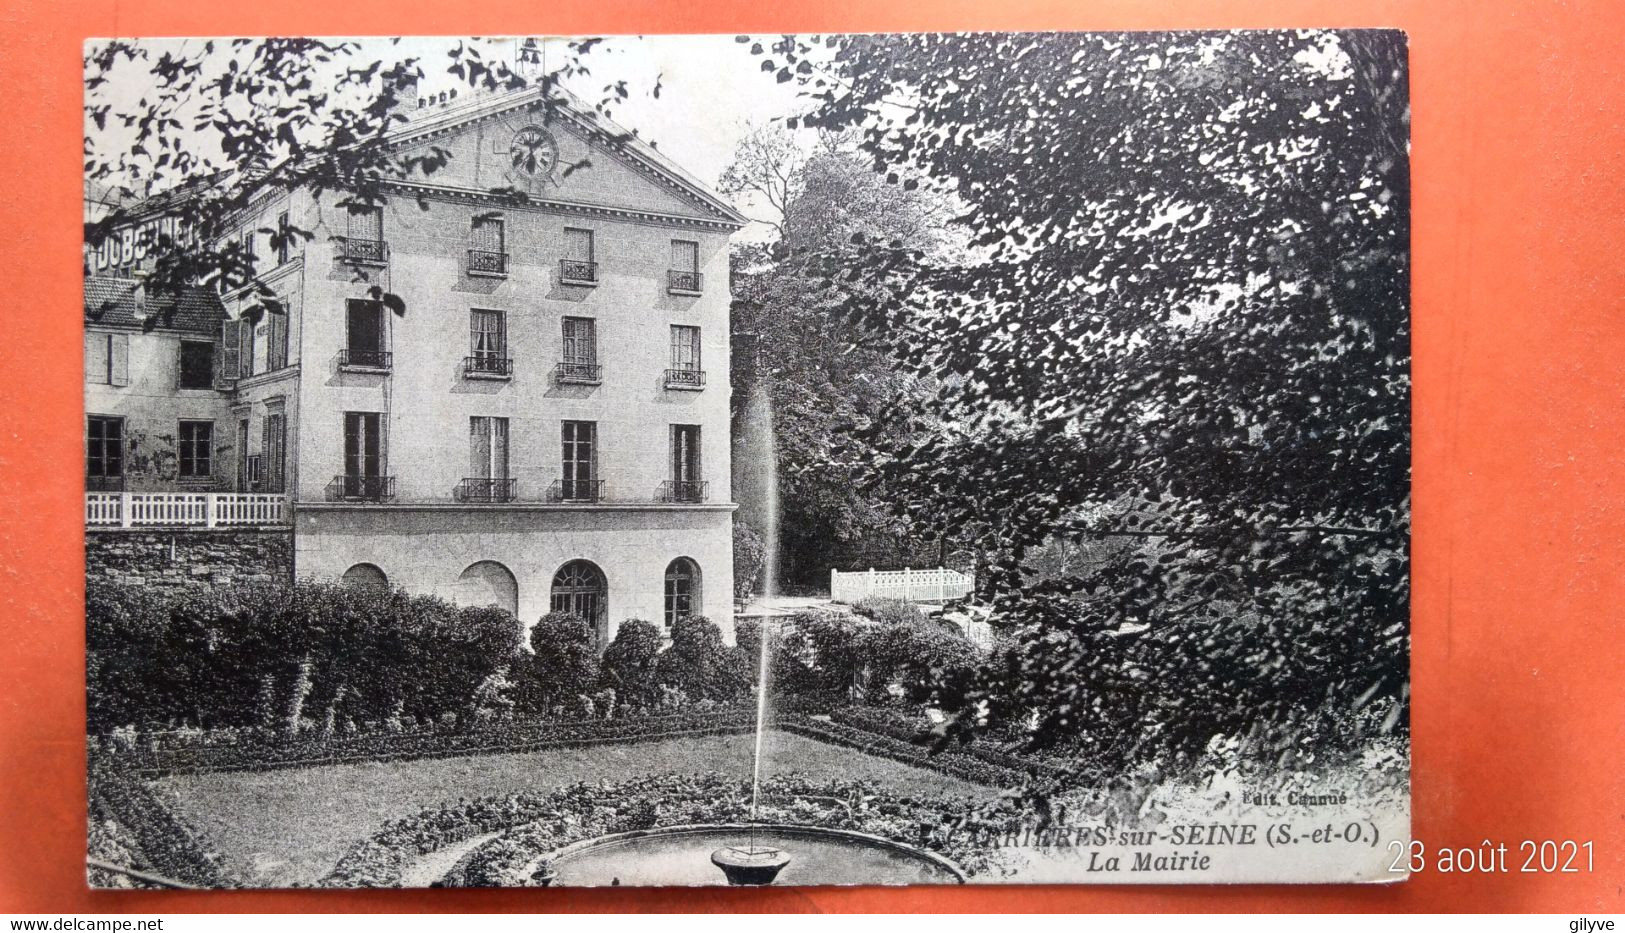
left=1, top=0, right=1621, bottom=914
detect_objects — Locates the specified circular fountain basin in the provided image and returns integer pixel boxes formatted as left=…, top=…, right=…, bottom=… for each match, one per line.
left=542, top=823, right=966, bottom=887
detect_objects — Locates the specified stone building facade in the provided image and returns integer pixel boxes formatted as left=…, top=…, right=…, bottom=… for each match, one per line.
left=85, top=85, right=745, bottom=645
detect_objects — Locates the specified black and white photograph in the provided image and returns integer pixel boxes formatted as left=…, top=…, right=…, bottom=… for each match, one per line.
left=81, top=31, right=1411, bottom=888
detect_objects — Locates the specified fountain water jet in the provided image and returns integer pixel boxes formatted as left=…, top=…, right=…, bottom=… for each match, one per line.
left=711, top=377, right=791, bottom=884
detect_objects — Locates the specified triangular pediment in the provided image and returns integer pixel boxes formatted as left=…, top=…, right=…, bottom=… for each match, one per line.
left=387, top=89, right=745, bottom=227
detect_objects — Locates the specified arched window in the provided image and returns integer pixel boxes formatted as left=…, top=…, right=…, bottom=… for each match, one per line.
left=340, top=563, right=388, bottom=590
left=664, top=558, right=700, bottom=627
left=551, top=560, right=607, bottom=631
left=456, top=560, right=518, bottom=616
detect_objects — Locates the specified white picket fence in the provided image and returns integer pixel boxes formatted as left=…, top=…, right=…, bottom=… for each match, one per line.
left=85, top=492, right=289, bottom=528
left=830, top=566, right=975, bottom=605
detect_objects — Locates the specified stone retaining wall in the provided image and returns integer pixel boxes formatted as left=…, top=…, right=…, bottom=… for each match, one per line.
left=86, top=528, right=294, bottom=590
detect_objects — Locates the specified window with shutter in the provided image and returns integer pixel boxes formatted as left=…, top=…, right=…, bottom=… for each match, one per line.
left=220, top=320, right=241, bottom=381
left=671, top=325, right=701, bottom=371
left=109, top=334, right=130, bottom=387
left=263, top=413, right=286, bottom=493
left=562, top=317, right=596, bottom=364
left=472, top=215, right=504, bottom=252
left=85, top=333, right=111, bottom=385
left=671, top=239, right=699, bottom=273
left=564, top=227, right=594, bottom=262
left=348, top=206, right=383, bottom=242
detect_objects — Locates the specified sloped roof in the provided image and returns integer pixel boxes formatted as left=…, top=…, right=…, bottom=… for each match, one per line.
left=84, top=277, right=227, bottom=337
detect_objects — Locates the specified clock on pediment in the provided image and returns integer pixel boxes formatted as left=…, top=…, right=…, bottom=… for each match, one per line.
left=509, top=126, right=560, bottom=178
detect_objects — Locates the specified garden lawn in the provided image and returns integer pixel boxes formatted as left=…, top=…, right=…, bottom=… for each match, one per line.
left=151, top=729, right=997, bottom=888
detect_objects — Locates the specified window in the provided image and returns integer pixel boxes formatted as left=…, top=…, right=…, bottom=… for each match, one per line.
left=345, top=299, right=387, bottom=368
left=470, top=416, right=511, bottom=480
left=551, top=560, right=607, bottom=631
left=471, top=309, right=506, bottom=358
left=670, top=240, right=701, bottom=293
left=559, top=316, right=599, bottom=384
left=267, top=311, right=289, bottom=371
left=341, top=563, right=388, bottom=590
left=178, top=420, right=213, bottom=479
left=87, top=416, right=123, bottom=488
left=667, top=326, right=704, bottom=388
left=469, top=215, right=507, bottom=275
left=560, top=420, right=597, bottom=500
left=276, top=211, right=292, bottom=265
left=262, top=411, right=286, bottom=493
left=561, top=227, right=596, bottom=283
left=342, top=411, right=385, bottom=498
left=668, top=424, right=703, bottom=502
left=664, top=558, right=700, bottom=627
left=564, top=227, right=594, bottom=263
left=84, top=333, right=129, bottom=387
left=672, top=239, right=698, bottom=273
left=348, top=205, right=383, bottom=242
left=179, top=340, right=215, bottom=389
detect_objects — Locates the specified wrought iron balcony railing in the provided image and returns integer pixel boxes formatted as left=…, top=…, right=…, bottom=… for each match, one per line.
left=668, top=270, right=703, bottom=294
left=665, top=367, right=706, bottom=390
left=339, top=348, right=392, bottom=370
left=456, top=477, right=517, bottom=503
left=555, top=360, right=602, bottom=385
left=332, top=236, right=389, bottom=265
left=549, top=478, right=605, bottom=503
left=559, top=259, right=598, bottom=285
left=326, top=475, right=396, bottom=502
left=464, top=355, right=513, bottom=378
left=659, top=479, right=708, bottom=503
left=466, top=248, right=509, bottom=276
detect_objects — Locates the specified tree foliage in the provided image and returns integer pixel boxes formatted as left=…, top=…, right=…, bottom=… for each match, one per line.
left=600, top=618, right=664, bottom=709
left=747, top=30, right=1411, bottom=776
left=727, top=128, right=956, bottom=585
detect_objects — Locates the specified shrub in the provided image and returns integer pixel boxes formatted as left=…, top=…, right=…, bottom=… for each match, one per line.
left=523, top=613, right=599, bottom=714
left=600, top=619, right=663, bottom=709
left=657, top=616, right=752, bottom=702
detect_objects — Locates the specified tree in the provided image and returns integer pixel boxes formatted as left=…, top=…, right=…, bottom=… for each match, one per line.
left=732, top=521, right=768, bottom=599
left=750, top=31, right=1411, bottom=777
left=525, top=612, right=600, bottom=714
left=726, top=130, right=955, bottom=586
left=600, top=619, right=664, bottom=710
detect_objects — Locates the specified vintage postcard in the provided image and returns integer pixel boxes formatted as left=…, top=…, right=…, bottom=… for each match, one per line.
left=83, top=31, right=1410, bottom=888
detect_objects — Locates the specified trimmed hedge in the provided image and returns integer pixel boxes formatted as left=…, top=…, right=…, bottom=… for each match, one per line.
left=109, top=707, right=765, bottom=777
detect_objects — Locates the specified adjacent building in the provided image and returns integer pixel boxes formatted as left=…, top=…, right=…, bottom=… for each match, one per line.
left=84, top=84, right=746, bottom=644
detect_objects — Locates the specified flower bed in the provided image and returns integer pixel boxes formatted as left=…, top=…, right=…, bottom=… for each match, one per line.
left=88, top=762, right=233, bottom=888
left=781, top=718, right=1031, bottom=788
left=323, top=773, right=1004, bottom=887
left=827, top=706, right=1073, bottom=780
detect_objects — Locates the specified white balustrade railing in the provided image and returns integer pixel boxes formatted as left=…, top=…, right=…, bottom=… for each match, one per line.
left=830, top=566, right=976, bottom=605
left=85, top=492, right=290, bottom=528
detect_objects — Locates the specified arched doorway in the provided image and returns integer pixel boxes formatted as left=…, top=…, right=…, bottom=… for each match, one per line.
left=551, top=559, right=607, bottom=637
left=456, top=560, right=518, bottom=616
left=664, top=557, right=701, bottom=627
left=340, top=563, right=388, bottom=590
